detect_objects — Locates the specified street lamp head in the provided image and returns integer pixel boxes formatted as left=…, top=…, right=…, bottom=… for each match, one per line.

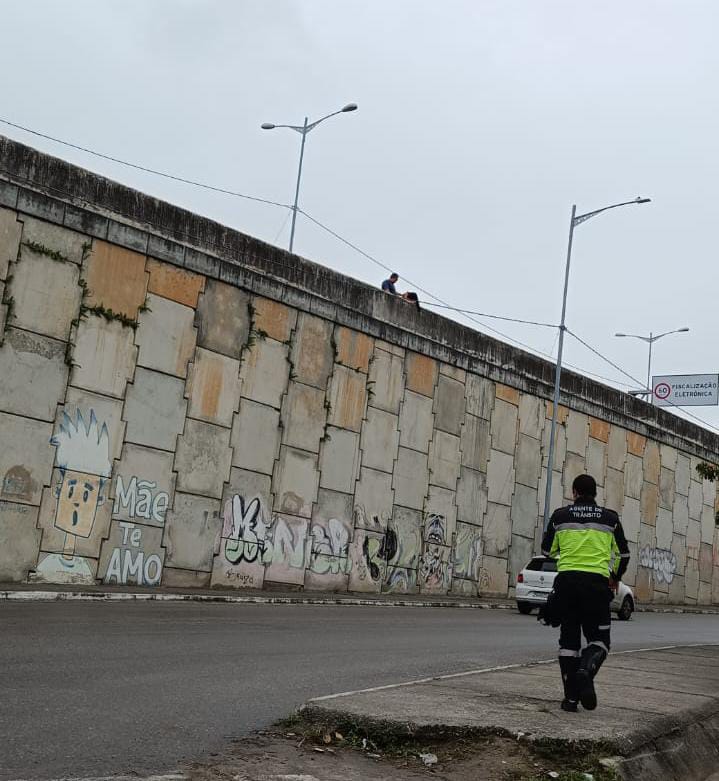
left=261, top=123, right=276, bottom=130
left=615, top=333, right=627, bottom=337
left=678, top=327, right=690, bottom=332
left=341, top=103, right=358, bottom=112
left=634, top=197, right=651, bottom=204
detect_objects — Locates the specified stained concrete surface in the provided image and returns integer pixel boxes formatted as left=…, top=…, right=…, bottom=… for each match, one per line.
left=3, top=603, right=719, bottom=780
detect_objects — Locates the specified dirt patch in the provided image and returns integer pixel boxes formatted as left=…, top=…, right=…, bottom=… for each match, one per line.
left=183, top=725, right=619, bottom=781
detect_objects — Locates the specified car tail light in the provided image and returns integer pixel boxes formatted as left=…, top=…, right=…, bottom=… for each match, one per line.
left=517, top=573, right=524, bottom=583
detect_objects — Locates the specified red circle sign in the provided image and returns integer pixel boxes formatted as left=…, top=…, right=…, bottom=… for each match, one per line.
left=654, top=382, right=671, bottom=400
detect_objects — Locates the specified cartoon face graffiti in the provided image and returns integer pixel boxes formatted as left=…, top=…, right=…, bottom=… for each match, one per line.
left=54, top=469, right=106, bottom=538
left=224, top=495, right=270, bottom=565
left=49, top=410, right=111, bottom=559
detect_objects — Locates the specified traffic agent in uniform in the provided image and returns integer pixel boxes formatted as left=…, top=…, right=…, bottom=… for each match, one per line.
left=541, top=473, right=631, bottom=712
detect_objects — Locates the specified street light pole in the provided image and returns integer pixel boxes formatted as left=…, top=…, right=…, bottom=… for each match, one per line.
left=261, top=103, right=358, bottom=254
left=289, top=117, right=309, bottom=254
left=614, top=328, right=690, bottom=400
left=542, top=197, right=651, bottom=533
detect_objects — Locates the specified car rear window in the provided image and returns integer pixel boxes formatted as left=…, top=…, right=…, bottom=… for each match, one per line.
left=526, top=558, right=557, bottom=572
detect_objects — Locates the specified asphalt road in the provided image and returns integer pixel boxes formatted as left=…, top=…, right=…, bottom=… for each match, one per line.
left=2, top=602, right=719, bottom=780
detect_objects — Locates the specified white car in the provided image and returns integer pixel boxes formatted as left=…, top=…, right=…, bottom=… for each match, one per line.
left=515, top=556, right=635, bottom=621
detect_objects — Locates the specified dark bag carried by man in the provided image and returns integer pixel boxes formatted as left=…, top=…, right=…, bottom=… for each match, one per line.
left=537, top=587, right=562, bottom=627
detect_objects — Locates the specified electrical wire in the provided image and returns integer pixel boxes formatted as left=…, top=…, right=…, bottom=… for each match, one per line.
left=566, top=329, right=719, bottom=434
left=0, top=117, right=291, bottom=210
left=419, top=302, right=558, bottom=328
left=272, top=209, right=292, bottom=243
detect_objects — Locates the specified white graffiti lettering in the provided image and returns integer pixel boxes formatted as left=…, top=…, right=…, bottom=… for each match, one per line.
left=104, top=522, right=163, bottom=586
left=639, top=545, right=677, bottom=584
left=114, top=475, right=169, bottom=523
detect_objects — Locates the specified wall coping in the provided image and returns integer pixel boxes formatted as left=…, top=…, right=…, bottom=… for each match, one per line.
left=1, top=134, right=717, bottom=462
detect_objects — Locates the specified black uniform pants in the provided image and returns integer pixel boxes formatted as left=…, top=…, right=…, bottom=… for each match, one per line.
left=554, top=571, right=613, bottom=656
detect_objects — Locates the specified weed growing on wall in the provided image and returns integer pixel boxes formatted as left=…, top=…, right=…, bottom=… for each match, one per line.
left=21, top=240, right=72, bottom=264
left=79, top=305, right=139, bottom=330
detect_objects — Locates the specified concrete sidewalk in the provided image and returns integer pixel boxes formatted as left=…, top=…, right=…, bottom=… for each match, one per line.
left=303, top=644, right=719, bottom=780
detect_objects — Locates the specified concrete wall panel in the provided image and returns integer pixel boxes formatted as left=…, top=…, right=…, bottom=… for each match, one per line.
left=147, top=258, right=204, bottom=308
left=360, top=407, right=400, bottom=473
left=231, top=399, right=281, bottom=475
left=124, top=368, right=187, bottom=452
left=465, top=374, right=494, bottom=419
left=392, top=447, right=429, bottom=511
left=0, top=207, right=21, bottom=280
left=355, top=467, right=393, bottom=529
left=281, top=382, right=326, bottom=454
left=290, top=314, right=334, bottom=389
left=433, top=375, right=465, bottom=435
left=327, top=366, right=366, bottom=432
left=0, top=412, right=54, bottom=506
left=10, top=248, right=81, bottom=339
left=398, top=390, right=433, bottom=453
left=195, top=279, right=250, bottom=359
left=518, top=394, right=544, bottom=440
left=253, top=297, right=297, bottom=343
left=460, top=414, right=490, bottom=472
left=456, top=467, right=487, bottom=526
left=273, top=446, right=319, bottom=518
left=84, top=241, right=148, bottom=319
left=240, top=338, right=290, bottom=410
left=405, top=352, right=437, bottom=397
left=335, top=326, right=372, bottom=373
left=0, top=501, right=41, bottom=581
left=368, top=348, right=404, bottom=414
left=187, top=348, right=241, bottom=428
left=319, top=426, right=360, bottom=494
left=163, top=492, right=221, bottom=572
left=136, top=294, right=196, bottom=378
left=428, top=430, right=461, bottom=490
left=486, top=450, right=514, bottom=506
left=72, top=316, right=136, bottom=399
left=0, top=329, right=68, bottom=420
left=490, top=399, right=518, bottom=455
left=174, top=418, right=232, bottom=499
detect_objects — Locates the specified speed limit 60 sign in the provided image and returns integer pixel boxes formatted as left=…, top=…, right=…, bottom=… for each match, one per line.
left=652, top=374, right=719, bottom=407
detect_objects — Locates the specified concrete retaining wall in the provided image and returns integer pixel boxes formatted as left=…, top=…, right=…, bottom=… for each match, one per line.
left=1, top=135, right=718, bottom=603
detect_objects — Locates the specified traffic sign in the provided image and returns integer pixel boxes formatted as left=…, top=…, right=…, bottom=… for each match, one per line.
left=652, top=374, right=719, bottom=407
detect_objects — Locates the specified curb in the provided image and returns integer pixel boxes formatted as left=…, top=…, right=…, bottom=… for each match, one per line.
left=0, top=590, right=515, bottom=609
left=2, top=589, right=719, bottom=614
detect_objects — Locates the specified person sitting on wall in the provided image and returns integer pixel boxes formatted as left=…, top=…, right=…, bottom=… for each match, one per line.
left=381, top=273, right=399, bottom=294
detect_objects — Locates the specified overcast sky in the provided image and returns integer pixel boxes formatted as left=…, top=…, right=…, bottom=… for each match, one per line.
left=2, top=1, right=717, bottom=431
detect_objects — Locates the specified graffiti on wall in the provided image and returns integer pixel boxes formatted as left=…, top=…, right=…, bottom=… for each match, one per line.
left=309, top=518, right=351, bottom=575
left=454, top=523, right=483, bottom=582
left=419, top=513, right=452, bottom=590
left=36, top=410, right=111, bottom=583
left=639, top=545, right=677, bottom=584
left=114, top=476, right=169, bottom=524
left=103, top=521, right=163, bottom=586
left=217, top=493, right=310, bottom=586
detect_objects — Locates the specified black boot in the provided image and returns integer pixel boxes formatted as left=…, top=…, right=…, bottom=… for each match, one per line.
left=575, top=644, right=607, bottom=711
left=558, top=656, right=580, bottom=712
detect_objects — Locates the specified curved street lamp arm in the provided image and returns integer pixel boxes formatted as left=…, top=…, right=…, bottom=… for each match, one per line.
left=573, top=198, right=651, bottom=227
left=652, top=328, right=688, bottom=341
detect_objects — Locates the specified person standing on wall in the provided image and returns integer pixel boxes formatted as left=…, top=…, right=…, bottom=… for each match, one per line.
left=541, top=473, right=630, bottom=712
